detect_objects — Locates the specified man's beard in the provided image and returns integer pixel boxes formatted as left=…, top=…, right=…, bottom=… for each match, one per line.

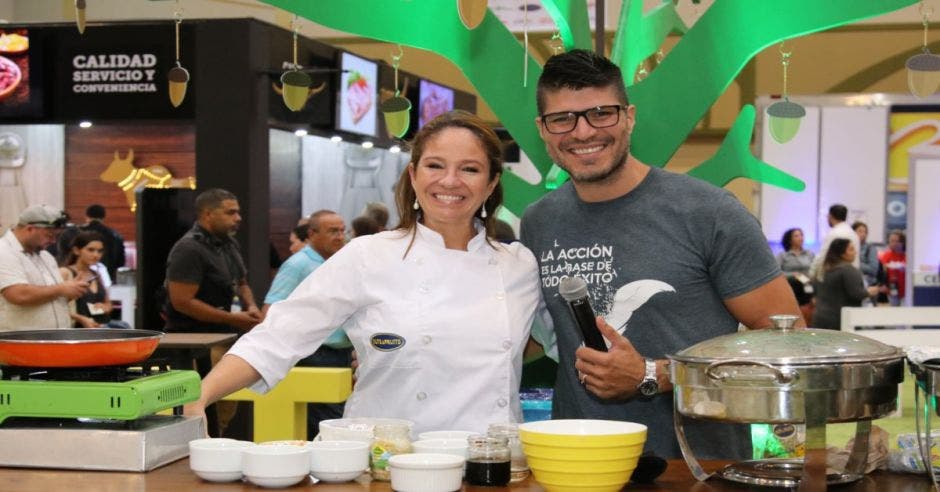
left=551, top=133, right=631, bottom=185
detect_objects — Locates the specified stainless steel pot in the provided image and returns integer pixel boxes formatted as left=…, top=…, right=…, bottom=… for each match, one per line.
left=669, top=315, right=904, bottom=423
left=667, top=315, right=906, bottom=490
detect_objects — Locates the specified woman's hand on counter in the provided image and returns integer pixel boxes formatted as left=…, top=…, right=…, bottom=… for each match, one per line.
left=183, top=400, right=209, bottom=437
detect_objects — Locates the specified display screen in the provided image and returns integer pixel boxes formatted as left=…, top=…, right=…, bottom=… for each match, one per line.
left=0, top=28, right=39, bottom=118
left=337, top=52, right=378, bottom=137
left=418, top=79, right=455, bottom=129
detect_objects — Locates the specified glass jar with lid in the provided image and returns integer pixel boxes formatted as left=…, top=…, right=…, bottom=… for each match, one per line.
left=466, top=436, right=511, bottom=486
left=487, top=423, right=529, bottom=482
left=370, top=423, right=412, bottom=481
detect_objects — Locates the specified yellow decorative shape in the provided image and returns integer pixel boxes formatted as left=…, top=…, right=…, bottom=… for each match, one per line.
left=223, top=367, right=352, bottom=443
left=99, top=149, right=197, bottom=212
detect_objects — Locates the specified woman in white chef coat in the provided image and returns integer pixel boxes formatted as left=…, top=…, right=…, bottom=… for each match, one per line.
left=186, top=111, right=544, bottom=435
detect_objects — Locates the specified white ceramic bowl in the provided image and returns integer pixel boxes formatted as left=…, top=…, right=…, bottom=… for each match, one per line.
left=242, top=444, right=311, bottom=488
left=259, top=440, right=312, bottom=447
left=416, top=430, right=480, bottom=441
left=317, top=417, right=415, bottom=443
left=188, top=438, right=254, bottom=482
left=411, top=438, right=469, bottom=459
left=389, top=453, right=465, bottom=492
left=308, top=440, right=370, bottom=482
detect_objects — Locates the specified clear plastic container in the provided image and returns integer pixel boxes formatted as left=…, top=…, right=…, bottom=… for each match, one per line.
left=370, top=423, right=412, bottom=481
left=487, top=423, right=529, bottom=482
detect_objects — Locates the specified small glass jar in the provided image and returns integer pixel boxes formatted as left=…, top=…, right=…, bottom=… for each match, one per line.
left=466, top=436, right=511, bottom=486
left=487, top=423, right=530, bottom=482
left=370, top=423, right=412, bottom=481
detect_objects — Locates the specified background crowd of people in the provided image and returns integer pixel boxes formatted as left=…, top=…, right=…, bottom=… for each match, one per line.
left=777, top=204, right=907, bottom=330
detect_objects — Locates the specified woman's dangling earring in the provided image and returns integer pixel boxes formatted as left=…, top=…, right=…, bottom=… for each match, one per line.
left=413, top=199, right=419, bottom=211
left=480, top=206, right=487, bottom=219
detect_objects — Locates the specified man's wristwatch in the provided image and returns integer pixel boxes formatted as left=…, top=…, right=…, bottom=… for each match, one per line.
left=636, top=359, right=659, bottom=397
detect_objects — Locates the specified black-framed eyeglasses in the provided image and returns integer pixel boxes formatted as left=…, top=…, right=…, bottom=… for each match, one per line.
left=540, top=105, right=626, bottom=134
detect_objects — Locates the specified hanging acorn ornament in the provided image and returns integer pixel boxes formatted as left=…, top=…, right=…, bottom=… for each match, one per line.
left=766, top=42, right=805, bottom=144
left=381, top=45, right=411, bottom=138
left=167, top=3, right=190, bottom=108
left=281, top=17, right=312, bottom=112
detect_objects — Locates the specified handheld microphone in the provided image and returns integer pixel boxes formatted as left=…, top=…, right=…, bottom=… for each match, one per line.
left=558, top=276, right=608, bottom=352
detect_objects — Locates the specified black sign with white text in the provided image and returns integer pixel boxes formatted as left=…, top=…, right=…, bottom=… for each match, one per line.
left=54, top=24, right=194, bottom=119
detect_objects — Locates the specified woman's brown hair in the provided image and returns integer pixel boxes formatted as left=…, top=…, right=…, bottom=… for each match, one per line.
left=393, top=110, right=504, bottom=254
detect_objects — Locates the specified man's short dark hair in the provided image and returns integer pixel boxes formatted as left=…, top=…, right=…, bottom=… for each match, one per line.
left=828, top=204, right=848, bottom=222
left=86, top=204, right=106, bottom=220
left=351, top=216, right=380, bottom=237
left=363, top=202, right=389, bottom=228
left=195, top=188, right=237, bottom=215
left=536, top=49, right=629, bottom=114
left=308, top=209, right=338, bottom=232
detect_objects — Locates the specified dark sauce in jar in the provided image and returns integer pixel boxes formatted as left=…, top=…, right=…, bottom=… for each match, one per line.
left=466, top=459, right=511, bottom=486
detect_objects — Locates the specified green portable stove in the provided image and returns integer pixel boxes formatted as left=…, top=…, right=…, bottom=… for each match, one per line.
left=0, top=365, right=204, bottom=471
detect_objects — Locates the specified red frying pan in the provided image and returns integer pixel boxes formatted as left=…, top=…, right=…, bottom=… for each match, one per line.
left=0, top=329, right=164, bottom=367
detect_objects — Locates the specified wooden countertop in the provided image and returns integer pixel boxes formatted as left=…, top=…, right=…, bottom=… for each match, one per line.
left=1, top=458, right=935, bottom=492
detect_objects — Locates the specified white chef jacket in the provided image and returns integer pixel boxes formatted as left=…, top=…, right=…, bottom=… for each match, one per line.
left=229, top=222, right=542, bottom=436
left=0, top=229, right=71, bottom=330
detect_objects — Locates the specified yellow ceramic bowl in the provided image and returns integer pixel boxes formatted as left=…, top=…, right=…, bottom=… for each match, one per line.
left=532, top=469, right=636, bottom=492
left=519, top=419, right=647, bottom=448
left=518, top=420, right=647, bottom=492
left=526, top=455, right=639, bottom=473
left=521, top=441, right=644, bottom=461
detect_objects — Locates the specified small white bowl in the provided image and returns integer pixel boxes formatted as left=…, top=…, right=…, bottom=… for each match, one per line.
left=309, top=440, right=370, bottom=482
left=389, top=453, right=465, bottom=492
left=259, top=440, right=312, bottom=447
left=411, top=438, right=469, bottom=459
left=188, top=438, right=254, bottom=482
left=242, top=444, right=311, bottom=488
left=416, top=430, right=481, bottom=441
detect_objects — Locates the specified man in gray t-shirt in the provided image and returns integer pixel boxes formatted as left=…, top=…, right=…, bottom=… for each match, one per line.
left=520, top=50, right=801, bottom=460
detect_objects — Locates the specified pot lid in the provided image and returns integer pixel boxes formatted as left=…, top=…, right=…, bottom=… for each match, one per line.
left=670, top=315, right=903, bottom=364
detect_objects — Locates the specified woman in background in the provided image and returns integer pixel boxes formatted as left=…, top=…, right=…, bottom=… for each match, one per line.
left=812, top=238, right=878, bottom=330
left=59, top=231, right=112, bottom=328
left=777, top=228, right=814, bottom=276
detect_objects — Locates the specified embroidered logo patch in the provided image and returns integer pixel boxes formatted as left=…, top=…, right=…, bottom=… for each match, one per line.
left=370, top=333, right=406, bottom=352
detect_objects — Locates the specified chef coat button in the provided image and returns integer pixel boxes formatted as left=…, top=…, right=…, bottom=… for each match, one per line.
left=502, top=340, right=512, bottom=350
left=488, top=258, right=498, bottom=266
left=495, top=291, right=505, bottom=300
left=419, top=283, right=430, bottom=294
left=423, top=335, right=432, bottom=344
left=414, top=258, right=423, bottom=265
left=497, top=398, right=508, bottom=407
left=417, top=392, right=428, bottom=401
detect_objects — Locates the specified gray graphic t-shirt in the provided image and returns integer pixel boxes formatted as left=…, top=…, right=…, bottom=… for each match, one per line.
left=520, top=166, right=780, bottom=459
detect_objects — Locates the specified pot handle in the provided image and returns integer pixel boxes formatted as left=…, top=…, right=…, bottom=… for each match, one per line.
left=705, top=360, right=796, bottom=385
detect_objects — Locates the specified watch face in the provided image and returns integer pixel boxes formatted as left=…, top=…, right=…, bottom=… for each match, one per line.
left=638, top=379, right=658, bottom=397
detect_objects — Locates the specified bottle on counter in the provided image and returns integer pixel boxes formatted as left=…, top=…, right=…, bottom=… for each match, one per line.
left=466, top=436, right=511, bottom=487
left=487, top=423, right=529, bottom=482
left=370, top=423, right=412, bottom=481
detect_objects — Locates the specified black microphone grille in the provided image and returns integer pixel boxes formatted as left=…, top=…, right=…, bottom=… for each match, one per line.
left=558, top=275, right=589, bottom=301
